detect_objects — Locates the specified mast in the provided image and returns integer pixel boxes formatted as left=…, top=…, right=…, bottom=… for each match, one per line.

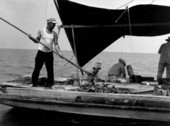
left=71, top=25, right=80, bottom=85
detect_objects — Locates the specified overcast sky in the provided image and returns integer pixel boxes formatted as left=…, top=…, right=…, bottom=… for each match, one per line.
left=0, top=0, right=170, bottom=53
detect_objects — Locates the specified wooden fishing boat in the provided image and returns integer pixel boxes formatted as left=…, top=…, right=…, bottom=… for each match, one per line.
left=0, top=0, right=170, bottom=123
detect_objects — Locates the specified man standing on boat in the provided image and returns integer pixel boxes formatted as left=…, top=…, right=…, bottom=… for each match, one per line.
left=157, top=36, right=170, bottom=81
left=107, top=58, right=126, bottom=82
left=29, top=17, right=63, bottom=88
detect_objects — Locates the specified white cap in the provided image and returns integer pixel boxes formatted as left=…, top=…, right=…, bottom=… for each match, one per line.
left=47, top=18, right=57, bottom=24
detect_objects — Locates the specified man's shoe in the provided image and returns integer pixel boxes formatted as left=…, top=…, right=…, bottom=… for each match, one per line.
left=45, top=83, right=54, bottom=89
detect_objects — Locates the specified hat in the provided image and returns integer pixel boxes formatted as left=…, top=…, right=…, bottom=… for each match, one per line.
left=93, top=62, right=101, bottom=70
left=166, top=36, right=170, bottom=41
left=47, top=18, right=57, bottom=24
left=119, top=58, right=126, bottom=66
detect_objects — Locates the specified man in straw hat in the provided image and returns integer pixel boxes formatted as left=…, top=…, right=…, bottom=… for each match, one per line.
left=108, top=58, right=126, bottom=82
left=157, top=36, right=170, bottom=81
left=29, top=17, right=63, bottom=88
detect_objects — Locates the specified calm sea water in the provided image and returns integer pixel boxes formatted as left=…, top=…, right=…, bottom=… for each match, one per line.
left=0, top=49, right=168, bottom=126
left=0, top=48, right=160, bottom=83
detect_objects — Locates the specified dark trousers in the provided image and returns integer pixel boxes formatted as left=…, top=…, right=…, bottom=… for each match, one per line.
left=32, top=50, right=54, bottom=86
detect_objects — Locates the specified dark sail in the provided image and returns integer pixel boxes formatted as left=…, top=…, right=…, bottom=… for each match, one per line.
left=54, top=0, right=170, bottom=67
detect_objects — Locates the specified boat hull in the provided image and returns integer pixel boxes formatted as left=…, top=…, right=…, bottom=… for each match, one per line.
left=0, top=86, right=170, bottom=122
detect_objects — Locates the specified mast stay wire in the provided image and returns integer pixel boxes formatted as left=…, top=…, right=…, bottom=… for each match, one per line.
left=116, top=0, right=156, bottom=9
left=115, top=0, right=135, bottom=23
left=127, top=6, right=139, bottom=81
left=115, top=8, right=128, bottom=23
left=149, top=0, right=156, bottom=4
left=116, top=0, right=135, bottom=9
left=127, top=6, right=135, bottom=53
left=45, top=0, right=50, bottom=20
left=114, top=0, right=134, bottom=23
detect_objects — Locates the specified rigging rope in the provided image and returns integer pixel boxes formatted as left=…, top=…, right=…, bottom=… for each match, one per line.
left=116, top=0, right=135, bottom=9
left=115, top=8, right=128, bottom=23
left=55, top=55, right=74, bottom=72
left=45, top=0, right=50, bottom=20
left=127, top=6, right=132, bottom=36
left=149, top=0, right=156, bottom=4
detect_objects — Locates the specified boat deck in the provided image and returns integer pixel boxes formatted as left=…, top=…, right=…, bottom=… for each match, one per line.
left=0, top=75, right=157, bottom=94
